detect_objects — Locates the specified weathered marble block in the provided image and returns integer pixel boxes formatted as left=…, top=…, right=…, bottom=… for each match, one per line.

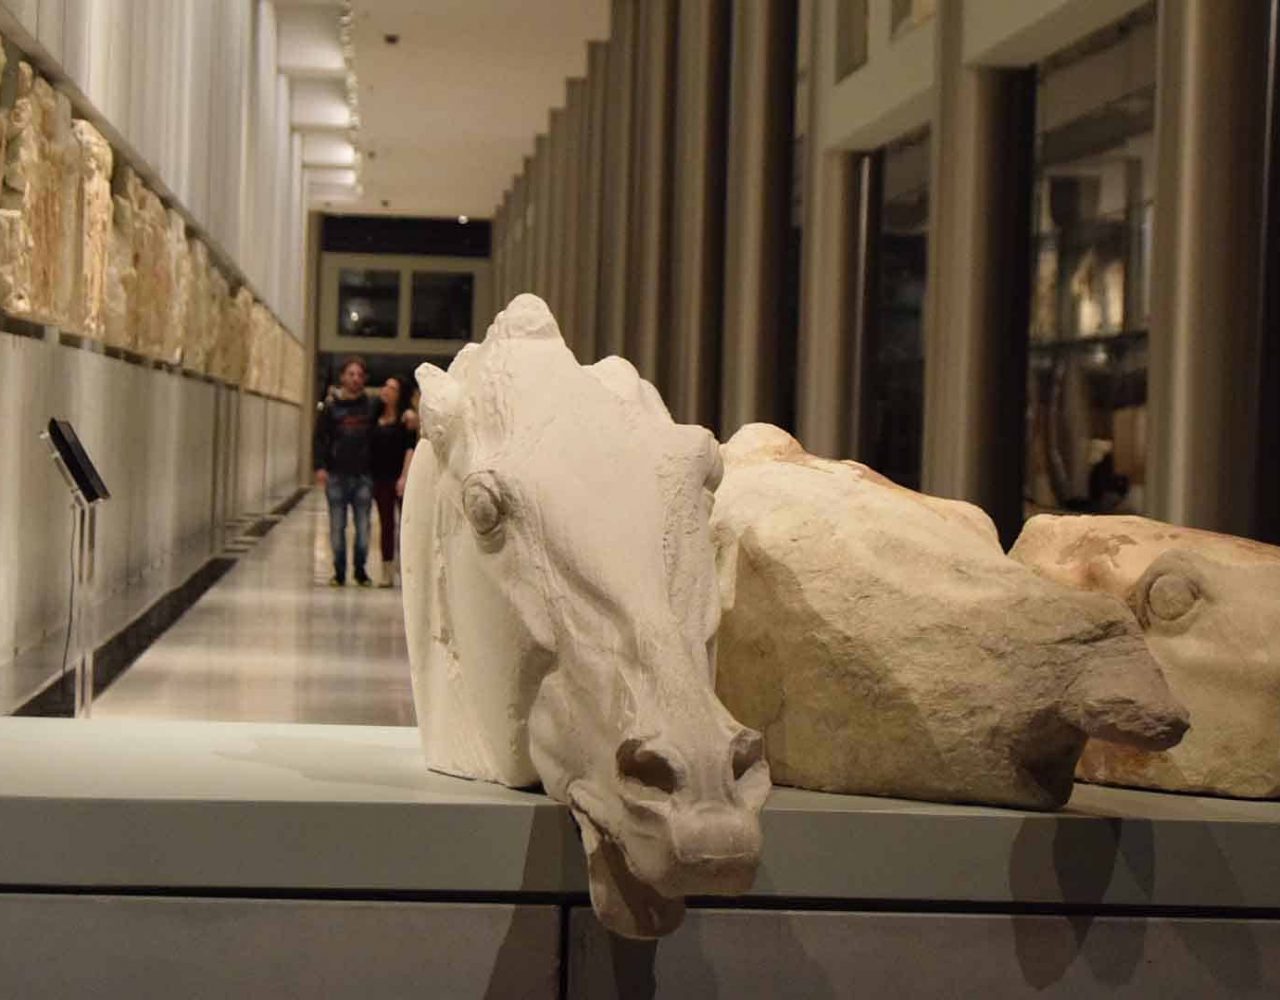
left=182, top=239, right=213, bottom=372
left=161, top=208, right=191, bottom=365
left=402, top=295, right=768, bottom=939
left=246, top=301, right=274, bottom=393
left=69, top=120, right=113, bottom=339
left=204, top=268, right=232, bottom=378
left=219, top=287, right=253, bottom=386
left=710, top=425, right=1188, bottom=811
left=0, top=64, right=78, bottom=326
left=1012, top=515, right=1280, bottom=798
left=102, top=192, right=135, bottom=350
left=123, top=168, right=171, bottom=360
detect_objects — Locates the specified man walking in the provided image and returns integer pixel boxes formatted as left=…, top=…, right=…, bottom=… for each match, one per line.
left=314, top=355, right=377, bottom=587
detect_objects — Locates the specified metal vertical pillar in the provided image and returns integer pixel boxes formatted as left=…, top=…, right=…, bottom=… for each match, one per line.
left=719, top=0, right=798, bottom=437
left=670, top=0, right=730, bottom=428
left=577, top=42, right=609, bottom=362
left=1148, top=0, right=1272, bottom=535
left=921, top=2, right=1035, bottom=547
left=599, top=2, right=638, bottom=360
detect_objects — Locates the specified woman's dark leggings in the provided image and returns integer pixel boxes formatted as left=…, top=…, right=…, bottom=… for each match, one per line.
left=372, top=479, right=401, bottom=562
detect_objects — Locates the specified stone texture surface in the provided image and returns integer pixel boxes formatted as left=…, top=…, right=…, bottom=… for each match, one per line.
left=102, top=192, right=136, bottom=350
left=0, top=64, right=78, bottom=326
left=182, top=238, right=213, bottom=372
left=401, top=295, right=768, bottom=939
left=69, top=120, right=113, bottom=339
left=211, top=286, right=252, bottom=386
left=245, top=301, right=273, bottom=393
left=123, top=168, right=170, bottom=360
left=711, top=424, right=1188, bottom=811
left=1013, top=514, right=1280, bottom=798
left=161, top=207, right=191, bottom=365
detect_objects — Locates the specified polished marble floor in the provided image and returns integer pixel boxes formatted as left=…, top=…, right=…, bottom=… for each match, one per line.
left=92, top=491, right=415, bottom=726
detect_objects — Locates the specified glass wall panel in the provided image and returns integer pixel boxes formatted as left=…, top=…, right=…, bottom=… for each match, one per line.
left=337, top=268, right=399, bottom=339
left=409, top=272, right=474, bottom=341
left=1025, top=7, right=1156, bottom=516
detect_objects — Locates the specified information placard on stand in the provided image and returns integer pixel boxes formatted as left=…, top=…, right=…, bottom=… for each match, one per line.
left=41, top=418, right=110, bottom=717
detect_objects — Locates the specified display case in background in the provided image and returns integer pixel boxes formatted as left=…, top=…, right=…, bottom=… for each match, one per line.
left=1025, top=8, right=1156, bottom=518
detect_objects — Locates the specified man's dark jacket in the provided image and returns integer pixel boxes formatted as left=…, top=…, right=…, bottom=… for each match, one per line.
left=314, top=394, right=377, bottom=477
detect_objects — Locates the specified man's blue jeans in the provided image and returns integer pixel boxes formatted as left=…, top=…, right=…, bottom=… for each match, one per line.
left=325, top=473, right=372, bottom=581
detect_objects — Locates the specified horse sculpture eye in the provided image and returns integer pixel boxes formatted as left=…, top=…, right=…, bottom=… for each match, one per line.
left=1148, top=573, right=1197, bottom=621
left=463, top=479, right=504, bottom=536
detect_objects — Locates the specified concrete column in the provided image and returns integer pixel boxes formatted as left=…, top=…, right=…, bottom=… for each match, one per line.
left=532, top=133, right=551, bottom=299
left=1259, top=0, right=1280, bottom=544
left=547, top=109, right=567, bottom=317
left=1148, top=0, right=1272, bottom=536
left=625, top=0, right=677, bottom=387
left=561, top=79, right=586, bottom=354
left=492, top=194, right=507, bottom=317
left=577, top=42, right=609, bottom=362
left=921, top=2, right=1035, bottom=546
left=797, top=145, right=874, bottom=459
left=599, top=3, right=638, bottom=359
left=515, top=164, right=531, bottom=297
left=720, top=0, right=798, bottom=437
left=669, top=0, right=730, bottom=429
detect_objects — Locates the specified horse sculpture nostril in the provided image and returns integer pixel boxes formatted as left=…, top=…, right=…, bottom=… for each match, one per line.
left=731, top=731, right=764, bottom=781
left=617, top=738, right=680, bottom=794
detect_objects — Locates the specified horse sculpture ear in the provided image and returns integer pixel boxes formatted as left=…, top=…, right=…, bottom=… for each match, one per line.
left=415, top=362, right=463, bottom=451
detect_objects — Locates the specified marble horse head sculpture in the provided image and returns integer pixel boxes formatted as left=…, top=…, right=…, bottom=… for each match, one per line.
left=710, top=424, right=1189, bottom=810
left=400, top=295, right=769, bottom=938
left=1013, top=515, right=1280, bottom=798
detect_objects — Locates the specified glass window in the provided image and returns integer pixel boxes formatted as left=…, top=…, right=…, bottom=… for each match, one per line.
left=337, top=268, right=399, bottom=339
left=1026, top=7, right=1156, bottom=517
left=890, top=0, right=935, bottom=40
left=867, top=129, right=930, bottom=491
left=835, top=0, right=868, bottom=80
left=410, top=272, right=474, bottom=341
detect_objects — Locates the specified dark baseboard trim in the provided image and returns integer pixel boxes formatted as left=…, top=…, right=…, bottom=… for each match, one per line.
left=13, top=557, right=237, bottom=718
left=12, top=488, right=309, bottom=718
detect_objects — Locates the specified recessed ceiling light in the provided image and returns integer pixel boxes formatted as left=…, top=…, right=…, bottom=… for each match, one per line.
left=458, top=215, right=469, bottom=225
left=366, top=150, right=377, bottom=160
left=384, top=33, right=399, bottom=45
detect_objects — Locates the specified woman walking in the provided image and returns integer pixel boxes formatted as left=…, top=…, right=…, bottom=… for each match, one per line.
left=371, top=374, right=416, bottom=587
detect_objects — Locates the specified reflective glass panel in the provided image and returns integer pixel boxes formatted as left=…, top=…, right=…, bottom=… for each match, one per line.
left=410, top=272, right=474, bottom=341
left=337, top=268, right=399, bottom=339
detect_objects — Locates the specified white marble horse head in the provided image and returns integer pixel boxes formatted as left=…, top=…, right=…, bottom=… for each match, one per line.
left=401, top=294, right=768, bottom=938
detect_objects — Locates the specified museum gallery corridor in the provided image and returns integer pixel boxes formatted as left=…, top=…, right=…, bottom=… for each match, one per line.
left=92, top=491, right=414, bottom=727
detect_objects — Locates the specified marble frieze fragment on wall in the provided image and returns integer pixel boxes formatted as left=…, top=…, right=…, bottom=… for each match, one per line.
left=70, top=120, right=113, bottom=340
left=0, top=63, right=79, bottom=326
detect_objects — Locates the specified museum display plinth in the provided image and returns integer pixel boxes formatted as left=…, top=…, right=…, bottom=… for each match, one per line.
left=1, top=717, right=1278, bottom=996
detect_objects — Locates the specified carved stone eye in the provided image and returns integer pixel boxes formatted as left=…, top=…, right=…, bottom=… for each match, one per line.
left=462, top=477, right=504, bottom=536
left=1147, top=573, right=1197, bottom=621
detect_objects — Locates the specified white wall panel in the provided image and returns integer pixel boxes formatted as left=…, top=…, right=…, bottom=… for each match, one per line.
left=0, top=334, right=302, bottom=669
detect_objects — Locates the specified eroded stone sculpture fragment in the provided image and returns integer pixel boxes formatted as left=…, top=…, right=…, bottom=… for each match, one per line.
left=1012, top=514, right=1280, bottom=798
left=70, top=120, right=113, bottom=339
left=401, top=295, right=768, bottom=939
left=710, top=424, right=1188, bottom=810
left=123, top=168, right=171, bottom=360
left=0, top=63, right=78, bottom=326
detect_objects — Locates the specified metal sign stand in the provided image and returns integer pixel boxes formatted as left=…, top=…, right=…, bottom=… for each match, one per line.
left=41, top=431, right=101, bottom=717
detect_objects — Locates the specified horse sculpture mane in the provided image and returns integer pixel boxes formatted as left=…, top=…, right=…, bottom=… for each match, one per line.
left=401, top=295, right=768, bottom=938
